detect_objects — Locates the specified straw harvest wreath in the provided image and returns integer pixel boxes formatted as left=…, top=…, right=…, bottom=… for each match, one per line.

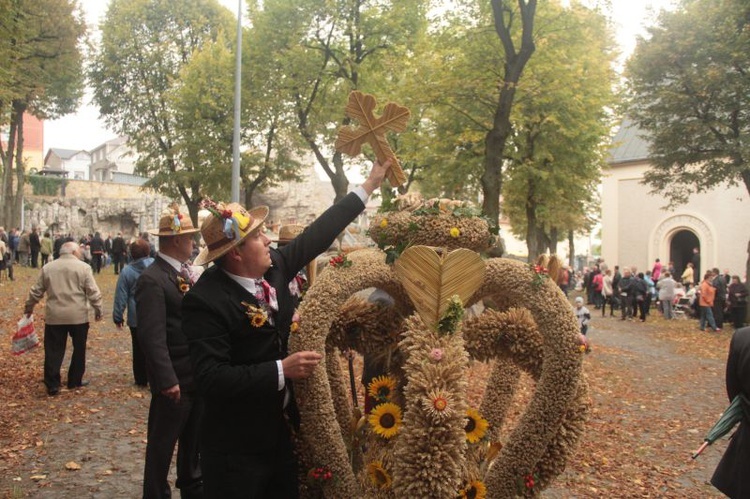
left=288, top=92, right=589, bottom=498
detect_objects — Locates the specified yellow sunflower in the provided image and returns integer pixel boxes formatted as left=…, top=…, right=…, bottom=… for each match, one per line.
left=449, top=227, right=460, bottom=238
left=250, top=313, right=267, bottom=328
left=367, top=461, right=392, bottom=490
left=380, top=218, right=388, bottom=228
left=465, top=408, right=489, bottom=444
left=367, top=375, right=396, bottom=402
left=459, top=480, right=487, bottom=499
left=368, top=402, right=402, bottom=439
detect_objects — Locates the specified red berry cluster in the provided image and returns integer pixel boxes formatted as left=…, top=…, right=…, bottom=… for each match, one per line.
left=524, top=473, right=535, bottom=489
left=308, top=466, right=333, bottom=482
left=533, top=265, right=548, bottom=275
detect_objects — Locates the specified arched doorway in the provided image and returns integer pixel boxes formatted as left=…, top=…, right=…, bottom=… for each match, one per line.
left=670, top=230, right=699, bottom=280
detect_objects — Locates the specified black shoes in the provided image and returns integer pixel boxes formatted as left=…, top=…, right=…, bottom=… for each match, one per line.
left=47, top=387, right=59, bottom=396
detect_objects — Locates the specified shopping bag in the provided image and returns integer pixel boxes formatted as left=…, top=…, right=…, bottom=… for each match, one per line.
left=12, top=314, right=40, bottom=355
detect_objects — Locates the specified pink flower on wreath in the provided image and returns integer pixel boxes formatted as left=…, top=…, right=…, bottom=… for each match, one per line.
left=429, top=348, right=443, bottom=362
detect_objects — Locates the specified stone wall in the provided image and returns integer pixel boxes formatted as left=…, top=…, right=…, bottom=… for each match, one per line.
left=22, top=180, right=170, bottom=238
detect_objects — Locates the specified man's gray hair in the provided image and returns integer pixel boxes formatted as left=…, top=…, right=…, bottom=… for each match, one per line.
left=60, top=241, right=79, bottom=255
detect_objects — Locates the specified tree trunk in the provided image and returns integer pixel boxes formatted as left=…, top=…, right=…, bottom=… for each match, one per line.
left=548, top=226, right=558, bottom=254
left=525, top=196, right=538, bottom=263
left=481, top=0, right=537, bottom=227
left=1, top=106, right=19, bottom=228
left=568, top=230, right=575, bottom=268
left=14, top=102, right=26, bottom=229
left=330, top=150, right=349, bottom=204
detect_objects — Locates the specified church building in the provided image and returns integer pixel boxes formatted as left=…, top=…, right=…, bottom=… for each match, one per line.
left=602, top=120, right=749, bottom=280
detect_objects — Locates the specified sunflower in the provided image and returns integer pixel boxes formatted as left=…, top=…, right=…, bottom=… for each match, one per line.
left=367, top=461, right=392, bottom=490
left=250, top=313, right=267, bottom=328
left=450, top=226, right=460, bottom=238
left=367, top=375, right=396, bottom=402
left=241, top=301, right=268, bottom=328
left=380, top=218, right=388, bottom=228
left=368, top=402, right=402, bottom=439
left=459, top=480, right=487, bottom=499
left=465, top=408, right=489, bottom=444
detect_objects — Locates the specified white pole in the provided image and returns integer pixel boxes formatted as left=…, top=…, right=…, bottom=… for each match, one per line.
left=231, top=0, right=243, bottom=203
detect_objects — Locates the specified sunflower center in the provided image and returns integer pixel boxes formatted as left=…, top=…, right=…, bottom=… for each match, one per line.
left=377, top=387, right=390, bottom=399
left=465, top=417, right=476, bottom=433
left=466, top=486, right=478, bottom=499
left=380, top=413, right=396, bottom=429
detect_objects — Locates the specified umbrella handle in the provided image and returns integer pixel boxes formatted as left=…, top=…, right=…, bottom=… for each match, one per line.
left=692, top=441, right=709, bottom=460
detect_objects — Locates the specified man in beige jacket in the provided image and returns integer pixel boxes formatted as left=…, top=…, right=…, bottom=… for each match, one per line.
left=25, top=241, right=103, bottom=396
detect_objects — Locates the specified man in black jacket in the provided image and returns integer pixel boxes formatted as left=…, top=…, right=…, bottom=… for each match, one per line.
left=89, top=232, right=105, bottom=274
left=111, top=232, right=126, bottom=274
left=711, top=326, right=750, bottom=497
left=135, top=209, right=203, bottom=499
left=183, top=160, right=388, bottom=498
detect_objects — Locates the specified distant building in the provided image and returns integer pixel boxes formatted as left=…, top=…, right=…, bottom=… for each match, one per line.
left=0, top=112, right=44, bottom=171
left=43, top=148, right=92, bottom=180
left=602, top=119, right=749, bottom=278
left=89, top=136, right=138, bottom=182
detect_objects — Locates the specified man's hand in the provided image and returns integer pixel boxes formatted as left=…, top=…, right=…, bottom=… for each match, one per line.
left=161, top=384, right=180, bottom=403
left=282, top=351, right=323, bottom=380
left=115, top=322, right=123, bottom=330
left=94, top=311, right=102, bottom=322
left=361, top=159, right=391, bottom=196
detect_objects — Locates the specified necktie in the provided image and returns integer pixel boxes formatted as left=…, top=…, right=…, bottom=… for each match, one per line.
left=180, top=263, right=194, bottom=284
left=255, top=278, right=278, bottom=312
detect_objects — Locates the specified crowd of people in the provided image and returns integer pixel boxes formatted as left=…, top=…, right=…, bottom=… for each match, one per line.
left=561, top=254, right=748, bottom=332
left=11, top=160, right=389, bottom=498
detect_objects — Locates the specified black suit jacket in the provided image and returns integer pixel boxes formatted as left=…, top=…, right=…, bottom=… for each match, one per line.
left=183, top=192, right=365, bottom=454
left=712, top=326, right=750, bottom=497
left=136, top=256, right=195, bottom=394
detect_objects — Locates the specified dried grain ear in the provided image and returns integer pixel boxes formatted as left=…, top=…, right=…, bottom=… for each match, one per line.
left=394, top=246, right=484, bottom=330
left=547, top=255, right=562, bottom=283
left=334, top=90, right=410, bottom=187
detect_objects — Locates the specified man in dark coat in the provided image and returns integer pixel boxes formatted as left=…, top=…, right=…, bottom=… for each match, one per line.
left=29, top=227, right=41, bottom=268
left=111, top=232, right=126, bottom=274
left=711, top=326, right=750, bottom=497
left=89, top=232, right=105, bottom=274
left=135, top=208, right=203, bottom=499
left=182, top=160, right=389, bottom=498
left=713, top=268, right=728, bottom=327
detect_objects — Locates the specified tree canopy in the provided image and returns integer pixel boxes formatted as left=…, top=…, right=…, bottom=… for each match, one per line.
left=626, top=0, right=750, bottom=206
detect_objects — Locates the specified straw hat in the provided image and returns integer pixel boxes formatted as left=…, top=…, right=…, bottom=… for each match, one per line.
left=147, top=205, right=200, bottom=237
left=193, top=201, right=268, bottom=266
left=273, top=224, right=305, bottom=246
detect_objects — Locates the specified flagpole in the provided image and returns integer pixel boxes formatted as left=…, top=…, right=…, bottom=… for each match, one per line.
left=231, top=0, right=243, bottom=203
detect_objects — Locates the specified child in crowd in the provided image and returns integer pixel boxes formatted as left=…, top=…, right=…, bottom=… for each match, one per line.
left=575, top=296, right=591, bottom=336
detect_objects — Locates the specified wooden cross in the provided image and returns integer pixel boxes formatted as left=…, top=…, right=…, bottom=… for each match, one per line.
left=335, top=91, right=410, bottom=187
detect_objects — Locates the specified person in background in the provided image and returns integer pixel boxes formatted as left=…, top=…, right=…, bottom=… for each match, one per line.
left=652, top=258, right=662, bottom=283
left=713, top=267, right=728, bottom=328
left=23, top=241, right=103, bottom=396
left=710, top=326, right=750, bottom=497
left=682, top=262, right=695, bottom=291
left=699, top=271, right=720, bottom=332
left=644, top=270, right=656, bottom=317
left=728, top=276, right=748, bottom=330
left=111, top=232, right=127, bottom=274
left=601, top=269, right=614, bottom=317
left=691, top=247, right=701, bottom=286
left=656, top=272, right=677, bottom=320
left=40, top=231, right=53, bottom=266
left=0, top=226, right=13, bottom=281
left=557, top=265, right=571, bottom=296
left=89, top=231, right=105, bottom=274
left=113, top=239, right=154, bottom=387
left=574, top=296, right=591, bottom=336
left=29, top=227, right=41, bottom=268
left=17, top=229, right=30, bottom=266
left=183, top=159, right=389, bottom=498
left=135, top=207, right=203, bottom=499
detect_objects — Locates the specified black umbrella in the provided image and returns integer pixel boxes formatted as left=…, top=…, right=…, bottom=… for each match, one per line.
left=692, top=394, right=750, bottom=459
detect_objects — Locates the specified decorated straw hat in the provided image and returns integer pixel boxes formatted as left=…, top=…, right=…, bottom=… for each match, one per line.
left=147, top=204, right=200, bottom=237
left=273, top=224, right=305, bottom=246
left=193, top=200, right=268, bottom=266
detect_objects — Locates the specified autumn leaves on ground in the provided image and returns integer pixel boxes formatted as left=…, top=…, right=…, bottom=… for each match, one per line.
left=0, top=266, right=732, bottom=498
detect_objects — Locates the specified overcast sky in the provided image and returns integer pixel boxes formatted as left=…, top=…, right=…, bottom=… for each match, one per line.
left=45, top=0, right=676, bottom=152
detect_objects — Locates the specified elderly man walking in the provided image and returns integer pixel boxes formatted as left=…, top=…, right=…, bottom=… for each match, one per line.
left=24, top=241, right=103, bottom=396
left=135, top=207, right=203, bottom=499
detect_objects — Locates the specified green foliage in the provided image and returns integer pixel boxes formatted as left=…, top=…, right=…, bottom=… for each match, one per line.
left=625, top=0, right=750, bottom=205
left=437, top=295, right=464, bottom=335
left=26, top=175, right=63, bottom=196
left=501, top=1, right=618, bottom=257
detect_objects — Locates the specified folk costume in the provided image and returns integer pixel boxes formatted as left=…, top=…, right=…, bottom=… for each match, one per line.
left=183, top=191, right=369, bottom=498
left=135, top=209, right=203, bottom=499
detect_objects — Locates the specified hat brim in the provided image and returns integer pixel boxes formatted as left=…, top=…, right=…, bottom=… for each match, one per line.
left=193, top=205, right=268, bottom=266
left=147, top=227, right=201, bottom=237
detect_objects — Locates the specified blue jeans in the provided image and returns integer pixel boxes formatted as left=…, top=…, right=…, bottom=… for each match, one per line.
left=699, top=306, right=718, bottom=331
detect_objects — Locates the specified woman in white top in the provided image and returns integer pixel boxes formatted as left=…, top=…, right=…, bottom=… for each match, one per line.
left=601, top=269, right=614, bottom=317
